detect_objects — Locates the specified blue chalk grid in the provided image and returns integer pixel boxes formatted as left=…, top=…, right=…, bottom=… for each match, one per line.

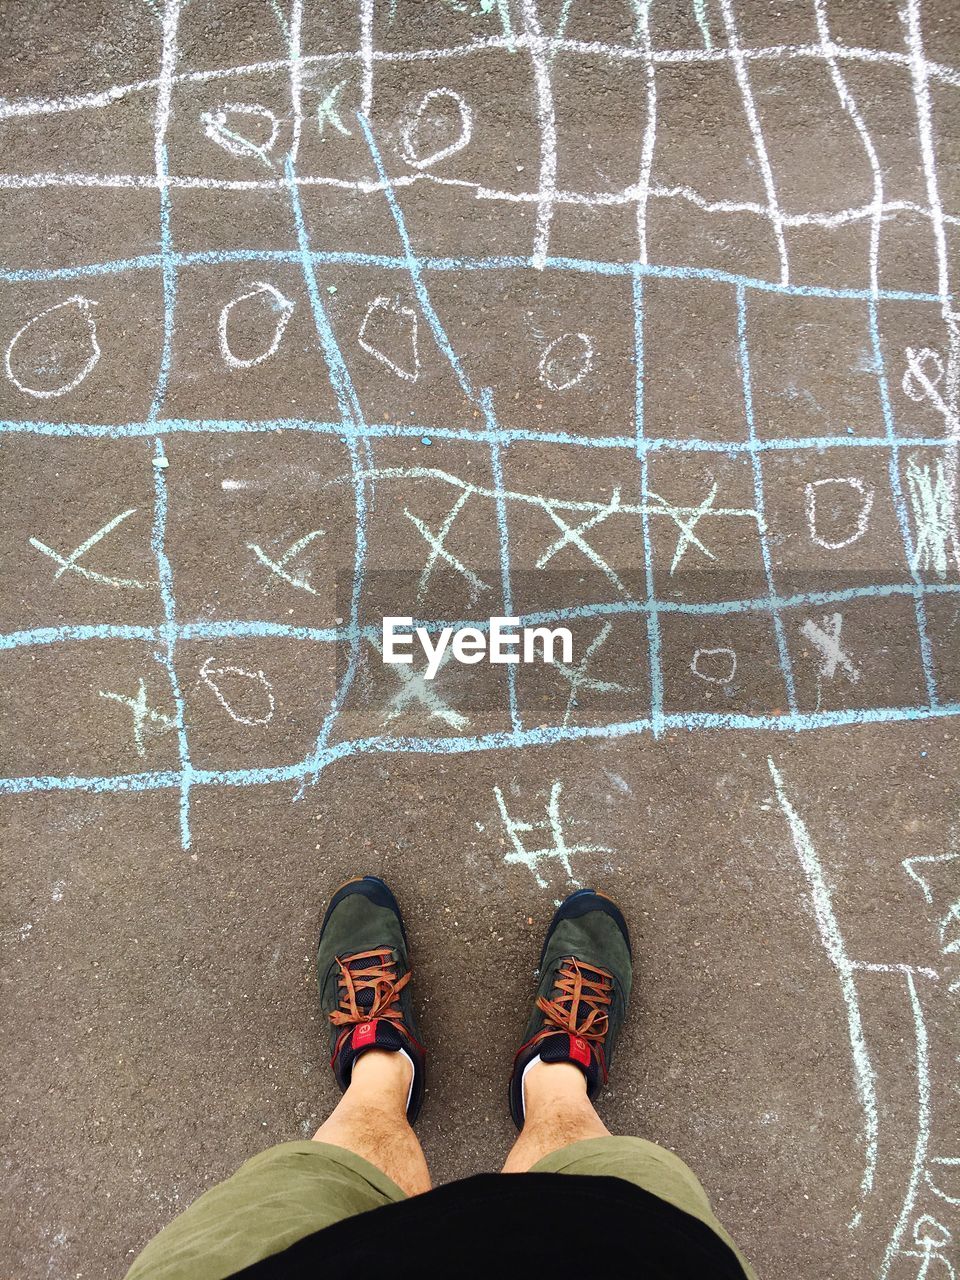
left=2, top=0, right=960, bottom=861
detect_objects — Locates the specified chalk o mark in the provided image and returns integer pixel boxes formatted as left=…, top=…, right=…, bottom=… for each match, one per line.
left=538, top=332, right=594, bottom=392
left=201, top=103, right=281, bottom=167
left=358, top=295, right=420, bottom=381
left=691, top=646, right=737, bottom=685
left=805, top=477, right=874, bottom=550
left=199, top=656, right=275, bottom=726
left=218, top=282, right=295, bottom=369
left=5, top=296, right=100, bottom=399
left=902, top=347, right=944, bottom=403
left=400, top=88, right=472, bottom=170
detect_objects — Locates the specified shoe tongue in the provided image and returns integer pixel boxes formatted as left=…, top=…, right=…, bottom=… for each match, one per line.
left=346, top=954, right=387, bottom=1013
left=369, top=1020, right=404, bottom=1051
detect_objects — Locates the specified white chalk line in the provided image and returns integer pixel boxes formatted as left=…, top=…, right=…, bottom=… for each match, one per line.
left=287, top=0, right=303, bottom=165
left=879, top=971, right=932, bottom=1279
left=2, top=38, right=959, bottom=124
left=5, top=168, right=954, bottom=256
left=768, top=757, right=878, bottom=1223
left=770, top=756, right=947, bottom=1266
left=812, top=0, right=885, bottom=332
left=358, top=0, right=374, bottom=119
left=634, top=0, right=657, bottom=266
left=718, top=0, right=788, bottom=284
left=518, top=0, right=558, bottom=269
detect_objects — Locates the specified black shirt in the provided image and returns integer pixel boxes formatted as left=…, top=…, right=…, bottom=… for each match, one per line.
left=235, top=1172, right=748, bottom=1277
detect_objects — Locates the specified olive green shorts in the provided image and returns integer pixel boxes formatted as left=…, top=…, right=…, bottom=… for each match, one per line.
left=126, top=1137, right=755, bottom=1280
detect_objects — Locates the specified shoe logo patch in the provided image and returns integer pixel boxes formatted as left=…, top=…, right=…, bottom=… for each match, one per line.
left=353, top=1021, right=378, bottom=1049
left=569, top=1034, right=591, bottom=1068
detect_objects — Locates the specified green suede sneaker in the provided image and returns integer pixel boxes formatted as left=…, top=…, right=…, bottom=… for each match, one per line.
left=317, top=875, right=426, bottom=1122
left=509, top=888, right=632, bottom=1128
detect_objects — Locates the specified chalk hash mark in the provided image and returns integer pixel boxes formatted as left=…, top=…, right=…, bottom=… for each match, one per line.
left=493, top=779, right=611, bottom=887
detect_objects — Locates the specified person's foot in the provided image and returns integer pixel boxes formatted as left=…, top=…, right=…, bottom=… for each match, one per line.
left=509, top=888, right=632, bottom=1128
left=317, top=875, right=426, bottom=1123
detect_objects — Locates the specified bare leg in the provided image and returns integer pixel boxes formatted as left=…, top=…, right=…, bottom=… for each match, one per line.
left=312, top=1050, right=431, bottom=1196
left=502, top=1060, right=609, bottom=1173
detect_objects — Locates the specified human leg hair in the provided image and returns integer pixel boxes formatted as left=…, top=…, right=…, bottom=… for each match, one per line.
left=313, top=1049, right=431, bottom=1196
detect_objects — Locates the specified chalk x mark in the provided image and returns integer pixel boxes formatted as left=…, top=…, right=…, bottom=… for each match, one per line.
left=248, top=528, right=325, bottom=595
left=555, top=622, right=642, bottom=727
left=800, top=612, right=860, bottom=684
left=405, top=490, right=491, bottom=602
left=372, top=634, right=469, bottom=731
left=30, top=508, right=153, bottom=590
left=99, top=678, right=177, bottom=755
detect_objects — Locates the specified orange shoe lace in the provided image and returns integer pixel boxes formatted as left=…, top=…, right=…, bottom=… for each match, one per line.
left=534, top=957, right=613, bottom=1056
left=329, top=948, right=410, bottom=1028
